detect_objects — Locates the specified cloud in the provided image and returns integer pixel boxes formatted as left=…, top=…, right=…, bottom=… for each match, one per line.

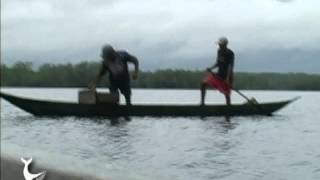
left=1, top=0, right=320, bottom=73
left=276, top=0, right=294, bottom=3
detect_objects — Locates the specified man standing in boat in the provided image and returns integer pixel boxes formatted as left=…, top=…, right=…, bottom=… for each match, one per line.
left=90, top=44, right=139, bottom=105
left=201, top=37, right=234, bottom=106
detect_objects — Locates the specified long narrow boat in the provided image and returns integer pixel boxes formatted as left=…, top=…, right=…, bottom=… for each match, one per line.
left=0, top=92, right=298, bottom=117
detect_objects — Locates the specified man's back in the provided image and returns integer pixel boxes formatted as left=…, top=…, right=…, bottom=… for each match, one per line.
left=102, top=50, right=135, bottom=81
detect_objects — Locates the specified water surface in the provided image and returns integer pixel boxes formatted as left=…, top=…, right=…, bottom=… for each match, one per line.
left=1, top=88, right=320, bottom=180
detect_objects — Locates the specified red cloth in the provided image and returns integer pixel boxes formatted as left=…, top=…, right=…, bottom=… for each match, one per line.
left=205, top=73, right=232, bottom=96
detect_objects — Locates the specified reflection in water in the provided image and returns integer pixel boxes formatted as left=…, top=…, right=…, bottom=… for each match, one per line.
left=109, top=116, right=132, bottom=126
left=201, top=116, right=238, bottom=133
left=225, top=115, right=231, bottom=122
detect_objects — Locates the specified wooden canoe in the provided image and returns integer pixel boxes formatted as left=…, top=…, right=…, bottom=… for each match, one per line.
left=0, top=92, right=298, bottom=117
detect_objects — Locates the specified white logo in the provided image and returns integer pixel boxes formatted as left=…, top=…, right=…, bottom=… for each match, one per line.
left=21, top=158, right=46, bottom=180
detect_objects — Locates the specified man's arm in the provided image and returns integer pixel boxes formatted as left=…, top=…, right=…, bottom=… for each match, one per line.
left=126, top=54, right=139, bottom=80
left=225, top=64, right=233, bottom=85
left=207, top=50, right=220, bottom=72
left=89, top=64, right=107, bottom=89
left=207, top=62, right=218, bottom=72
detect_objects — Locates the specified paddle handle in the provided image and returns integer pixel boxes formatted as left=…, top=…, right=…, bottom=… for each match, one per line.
left=232, top=88, right=251, bottom=102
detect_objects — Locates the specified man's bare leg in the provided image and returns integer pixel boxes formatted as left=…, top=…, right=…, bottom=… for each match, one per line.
left=225, top=95, right=231, bottom=106
left=124, top=94, right=131, bottom=106
left=200, top=82, right=207, bottom=105
left=123, top=92, right=131, bottom=121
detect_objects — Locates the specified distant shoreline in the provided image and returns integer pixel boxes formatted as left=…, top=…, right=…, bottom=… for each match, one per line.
left=2, top=62, right=320, bottom=90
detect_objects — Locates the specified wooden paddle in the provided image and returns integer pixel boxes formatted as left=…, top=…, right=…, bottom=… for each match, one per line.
left=207, top=71, right=271, bottom=116
left=232, top=87, right=271, bottom=116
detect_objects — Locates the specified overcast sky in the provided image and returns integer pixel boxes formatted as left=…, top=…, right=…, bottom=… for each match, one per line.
left=1, top=0, right=320, bottom=72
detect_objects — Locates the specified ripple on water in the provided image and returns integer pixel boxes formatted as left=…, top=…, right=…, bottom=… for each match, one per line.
left=1, top=89, right=320, bottom=180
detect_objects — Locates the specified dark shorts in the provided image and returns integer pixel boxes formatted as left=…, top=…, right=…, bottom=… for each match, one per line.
left=109, top=81, right=131, bottom=97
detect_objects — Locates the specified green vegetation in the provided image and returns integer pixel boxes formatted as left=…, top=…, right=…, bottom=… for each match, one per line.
left=1, top=62, right=320, bottom=90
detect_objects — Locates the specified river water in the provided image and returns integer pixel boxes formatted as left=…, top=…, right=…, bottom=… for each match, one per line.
left=1, top=88, right=320, bottom=180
